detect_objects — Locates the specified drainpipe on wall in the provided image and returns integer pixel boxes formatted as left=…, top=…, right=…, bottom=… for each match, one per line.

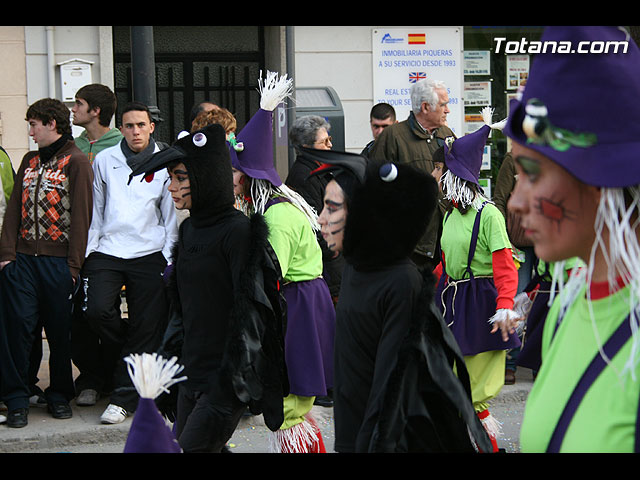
left=46, top=26, right=56, bottom=98
left=285, top=26, right=296, bottom=168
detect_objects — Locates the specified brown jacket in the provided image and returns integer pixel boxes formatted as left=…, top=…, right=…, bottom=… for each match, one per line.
left=368, top=112, right=455, bottom=266
left=0, top=139, right=93, bottom=278
left=492, top=152, right=532, bottom=248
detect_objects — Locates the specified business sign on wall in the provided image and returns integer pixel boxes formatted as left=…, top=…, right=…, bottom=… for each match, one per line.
left=372, top=27, right=464, bottom=136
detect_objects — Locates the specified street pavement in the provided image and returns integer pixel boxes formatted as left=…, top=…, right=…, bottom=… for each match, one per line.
left=0, top=341, right=534, bottom=454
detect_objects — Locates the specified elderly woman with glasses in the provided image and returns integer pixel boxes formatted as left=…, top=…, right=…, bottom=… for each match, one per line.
left=285, top=115, right=333, bottom=214
left=285, top=116, right=344, bottom=314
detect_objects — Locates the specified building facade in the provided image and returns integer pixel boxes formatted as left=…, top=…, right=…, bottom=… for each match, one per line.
left=2, top=25, right=632, bottom=190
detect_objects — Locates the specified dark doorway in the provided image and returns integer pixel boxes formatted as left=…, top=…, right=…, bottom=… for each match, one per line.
left=112, top=26, right=265, bottom=144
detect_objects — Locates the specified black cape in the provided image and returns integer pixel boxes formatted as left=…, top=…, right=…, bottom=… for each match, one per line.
left=157, top=213, right=289, bottom=432
left=367, top=268, right=493, bottom=453
left=334, top=160, right=493, bottom=453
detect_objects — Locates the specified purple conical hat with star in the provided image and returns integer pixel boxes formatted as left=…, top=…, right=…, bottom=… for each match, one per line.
left=503, top=26, right=640, bottom=188
left=228, top=71, right=293, bottom=187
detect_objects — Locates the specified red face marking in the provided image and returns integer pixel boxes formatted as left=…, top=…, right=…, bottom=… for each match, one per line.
left=535, top=195, right=576, bottom=231
left=539, top=198, right=564, bottom=221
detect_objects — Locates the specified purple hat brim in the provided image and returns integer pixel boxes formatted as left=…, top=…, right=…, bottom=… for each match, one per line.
left=505, top=97, right=640, bottom=188
left=234, top=161, right=283, bottom=187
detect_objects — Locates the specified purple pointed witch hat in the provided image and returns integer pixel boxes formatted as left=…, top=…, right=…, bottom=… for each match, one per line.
left=445, top=107, right=505, bottom=185
left=122, top=353, right=186, bottom=453
left=124, top=397, right=181, bottom=453
left=503, top=26, right=640, bottom=188
left=229, top=71, right=293, bottom=187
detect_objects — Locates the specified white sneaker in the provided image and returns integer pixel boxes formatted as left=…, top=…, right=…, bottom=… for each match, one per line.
left=100, top=404, right=128, bottom=424
left=0, top=414, right=6, bottom=424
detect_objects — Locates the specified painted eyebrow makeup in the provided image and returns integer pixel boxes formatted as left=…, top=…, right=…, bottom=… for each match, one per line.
left=514, top=155, right=541, bottom=178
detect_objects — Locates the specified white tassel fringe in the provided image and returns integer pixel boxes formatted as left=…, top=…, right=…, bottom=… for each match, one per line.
left=440, top=170, right=490, bottom=210
left=440, top=106, right=505, bottom=207
left=258, top=70, right=294, bottom=112
left=479, top=411, right=503, bottom=439
left=268, top=416, right=320, bottom=453
left=481, top=106, right=507, bottom=131
left=244, top=178, right=320, bottom=232
left=124, top=353, right=187, bottom=400
left=489, top=308, right=524, bottom=336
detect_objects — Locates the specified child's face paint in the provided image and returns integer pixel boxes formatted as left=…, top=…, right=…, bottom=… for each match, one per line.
left=318, top=179, right=347, bottom=254
left=232, top=168, right=246, bottom=196
left=431, top=161, right=445, bottom=189
left=168, top=163, right=192, bottom=210
left=507, top=142, right=600, bottom=263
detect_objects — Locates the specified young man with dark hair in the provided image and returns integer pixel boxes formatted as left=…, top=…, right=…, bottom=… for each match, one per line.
left=360, top=103, right=397, bottom=157
left=0, top=98, right=94, bottom=428
left=72, top=84, right=123, bottom=163
left=81, top=101, right=177, bottom=424
left=70, top=84, right=124, bottom=408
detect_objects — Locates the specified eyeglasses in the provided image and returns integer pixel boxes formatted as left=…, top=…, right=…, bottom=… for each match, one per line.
left=314, top=136, right=332, bottom=147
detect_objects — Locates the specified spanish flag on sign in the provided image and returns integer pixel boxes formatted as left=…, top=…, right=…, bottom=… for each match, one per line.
left=408, top=33, right=426, bottom=44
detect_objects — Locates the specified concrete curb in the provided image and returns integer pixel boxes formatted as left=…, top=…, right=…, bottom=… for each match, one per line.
left=0, top=366, right=533, bottom=453
left=0, top=399, right=131, bottom=453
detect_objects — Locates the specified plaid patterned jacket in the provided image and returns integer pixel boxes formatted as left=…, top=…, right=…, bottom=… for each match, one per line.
left=20, top=152, right=73, bottom=242
left=0, top=140, right=93, bottom=278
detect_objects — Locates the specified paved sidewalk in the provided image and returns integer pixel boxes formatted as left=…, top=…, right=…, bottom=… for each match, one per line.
left=0, top=340, right=534, bottom=453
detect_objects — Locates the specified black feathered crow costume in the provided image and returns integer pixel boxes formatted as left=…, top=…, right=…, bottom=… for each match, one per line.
left=330, top=159, right=493, bottom=453
left=130, top=124, right=288, bottom=450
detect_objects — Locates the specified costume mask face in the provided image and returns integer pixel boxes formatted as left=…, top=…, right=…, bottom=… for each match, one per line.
left=168, top=162, right=192, bottom=210
left=507, top=141, right=600, bottom=263
left=232, top=168, right=247, bottom=197
left=319, top=179, right=347, bottom=253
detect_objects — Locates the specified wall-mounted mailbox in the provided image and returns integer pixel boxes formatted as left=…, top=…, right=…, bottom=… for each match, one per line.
left=58, top=58, right=94, bottom=102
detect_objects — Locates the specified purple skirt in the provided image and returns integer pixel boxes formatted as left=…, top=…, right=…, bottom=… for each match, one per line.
left=281, top=277, right=335, bottom=397
left=439, top=276, right=521, bottom=356
left=517, top=282, right=552, bottom=371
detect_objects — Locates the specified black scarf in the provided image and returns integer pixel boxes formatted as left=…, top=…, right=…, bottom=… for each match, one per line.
left=121, top=137, right=158, bottom=171
left=38, top=134, right=74, bottom=163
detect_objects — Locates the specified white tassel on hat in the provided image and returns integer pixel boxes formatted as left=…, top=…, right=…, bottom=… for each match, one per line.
left=244, top=70, right=320, bottom=232
left=125, top=352, right=187, bottom=400
left=258, top=70, right=294, bottom=112
left=123, top=353, right=187, bottom=453
left=481, top=106, right=507, bottom=131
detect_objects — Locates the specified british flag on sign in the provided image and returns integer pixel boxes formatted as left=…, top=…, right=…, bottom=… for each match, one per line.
left=409, top=72, right=427, bottom=83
